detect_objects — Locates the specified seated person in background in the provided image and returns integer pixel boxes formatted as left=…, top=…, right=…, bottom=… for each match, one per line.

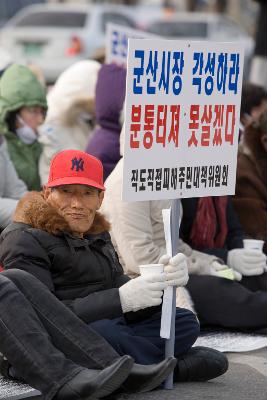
left=239, top=82, right=267, bottom=143
left=85, top=63, right=126, bottom=181
left=102, top=125, right=267, bottom=334
left=0, top=149, right=227, bottom=384
left=180, top=195, right=267, bottom=332
left=0, top=64, right=47, bottom=190
left=234, top=110, right=267, bottom=254
left=39, top=60, right=101, bottom=185
left=0, top=136, right=26, bottom=231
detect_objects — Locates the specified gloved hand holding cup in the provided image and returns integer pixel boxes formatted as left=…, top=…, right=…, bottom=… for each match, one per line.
left=227, top=239, right=266, bottom=277
left=119, top=264, right=167, bottom=313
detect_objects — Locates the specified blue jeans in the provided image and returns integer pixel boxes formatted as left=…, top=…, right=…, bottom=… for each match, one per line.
left=90, top=310, right=199, bottom=365
left=0, top=269, right=119, bottom=400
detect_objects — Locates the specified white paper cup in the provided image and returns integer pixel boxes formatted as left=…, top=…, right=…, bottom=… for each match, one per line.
left=139, top=263, right=164, bottom=276
left=243, top=239, right=264, bottom=251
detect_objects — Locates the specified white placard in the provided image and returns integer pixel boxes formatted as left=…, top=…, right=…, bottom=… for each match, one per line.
left=160, top=286, right=173, bottom=339
left=160, top=208, right=173, bottom=339
left=106, top=23, right=157, bottom=67
left=162, top=208, right=172, bottom=256
left=122, top=38, right=244, bottom=202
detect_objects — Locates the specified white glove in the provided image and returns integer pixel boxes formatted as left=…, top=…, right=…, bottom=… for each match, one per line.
left=119, top=273, right=167, bottom=313
left=210, top=260, right=242, bottom=281
left=227, top=248, right=266, bottom=276
left=159, top=253, right=189, bottom=287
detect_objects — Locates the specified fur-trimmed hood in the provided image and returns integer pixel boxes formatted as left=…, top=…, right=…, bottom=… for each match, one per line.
left=13, top=191, right=110, bottom=236
left=45, top=60, right=100, bottom=125
left=59, top=97, right=95, bottom=127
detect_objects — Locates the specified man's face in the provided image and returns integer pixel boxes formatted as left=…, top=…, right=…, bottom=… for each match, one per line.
left=43, top=184, right=104, bottom=237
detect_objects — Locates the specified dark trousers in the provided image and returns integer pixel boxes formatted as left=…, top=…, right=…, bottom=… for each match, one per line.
left=90, top=309, right=199, bottom=365
left=1, top=269, right=199, bottom=397
left=0, top=269, right=119, bottom=400
left=187, top=273, right=267, bottom=333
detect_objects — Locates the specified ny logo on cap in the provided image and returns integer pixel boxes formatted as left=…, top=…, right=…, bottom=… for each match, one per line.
left=71, top=157, right=84, bottom=172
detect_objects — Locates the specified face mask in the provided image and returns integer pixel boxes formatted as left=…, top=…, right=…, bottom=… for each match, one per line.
left=16, top=115, right=37, bottom=144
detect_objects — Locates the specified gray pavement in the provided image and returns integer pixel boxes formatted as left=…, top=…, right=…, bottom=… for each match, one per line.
left=1, top=348, right=267, bottom=400
left=116, top=349, right=267, bottom=400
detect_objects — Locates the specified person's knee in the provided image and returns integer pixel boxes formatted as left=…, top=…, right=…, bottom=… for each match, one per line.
left=1, top=269, right=36, bottom=289
left=0, top=271, right=28, bottom=297
left=0, top=272, right=14, bottom=290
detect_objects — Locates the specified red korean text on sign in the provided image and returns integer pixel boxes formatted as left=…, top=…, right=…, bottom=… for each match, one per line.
left=129, top=104, right=180, bottom=150
left=187, top=104, right=236, bottom=147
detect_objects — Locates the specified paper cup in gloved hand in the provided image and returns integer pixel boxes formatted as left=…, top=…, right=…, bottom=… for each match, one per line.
left=139, top=264, right=164, bottom=277
left=243, top=239, right=264, bottom=251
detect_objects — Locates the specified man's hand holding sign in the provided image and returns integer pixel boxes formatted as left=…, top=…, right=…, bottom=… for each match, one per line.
left=160, top=253, right=189, bottom=287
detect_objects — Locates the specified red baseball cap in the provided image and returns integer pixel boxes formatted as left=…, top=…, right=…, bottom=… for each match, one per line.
left=46, top=149, right=105, bottom=190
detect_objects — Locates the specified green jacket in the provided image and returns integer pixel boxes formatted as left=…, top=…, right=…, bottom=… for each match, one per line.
left=0, top=64, right=47, bottom=190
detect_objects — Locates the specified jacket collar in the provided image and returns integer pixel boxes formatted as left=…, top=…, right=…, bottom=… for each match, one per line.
left=13, top=191, right=110, bottom=236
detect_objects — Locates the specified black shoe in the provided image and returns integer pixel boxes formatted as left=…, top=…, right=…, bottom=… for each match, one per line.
left=55, top=355, right=134, bottom=400
left=121, top=357, right=177, bottom=393
left=94, top=355, right=134, bottom=398
left=175, top=346, right=228, bottom=382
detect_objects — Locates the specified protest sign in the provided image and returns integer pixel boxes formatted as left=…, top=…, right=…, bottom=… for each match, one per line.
left=106, top=23, right=156, bottom=67
left=122, top=37, right=244, bottom=388
left=122, top=38, right=244, bottom=202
